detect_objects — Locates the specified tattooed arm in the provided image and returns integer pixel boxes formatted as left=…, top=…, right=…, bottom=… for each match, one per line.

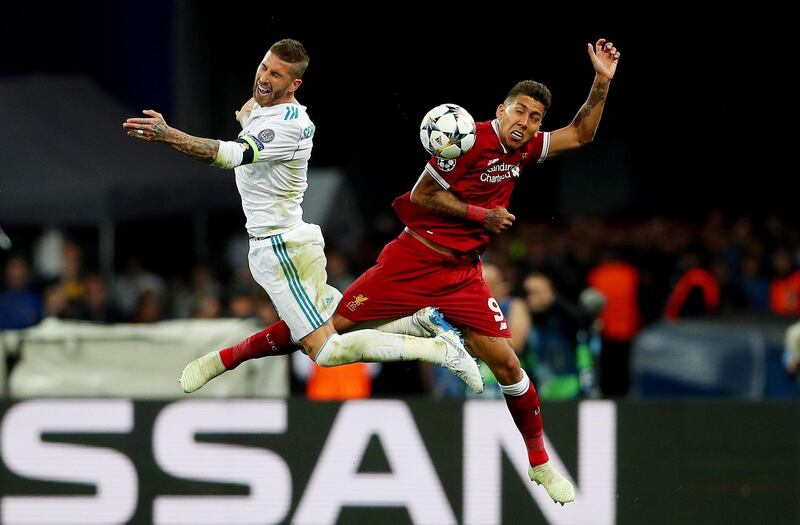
left=123, top=109, right=219, bottom=164
left=549, top=38, right=621, bottom=156
left=410, top=172, right=515, bottom=233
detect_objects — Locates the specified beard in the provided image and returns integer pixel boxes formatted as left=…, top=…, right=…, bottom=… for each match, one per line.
left=253, top=82, right=288, bottom=106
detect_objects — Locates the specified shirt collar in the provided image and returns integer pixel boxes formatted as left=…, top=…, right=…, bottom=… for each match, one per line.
left=491, top=119, right=508, bottom=154
left=251, top=102, right=305, bottom=117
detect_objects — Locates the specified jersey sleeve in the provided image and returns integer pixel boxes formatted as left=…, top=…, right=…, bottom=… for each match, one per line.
left=236, top=120, right=304, bottom=165
left=523, top=131, right=550, bottom=166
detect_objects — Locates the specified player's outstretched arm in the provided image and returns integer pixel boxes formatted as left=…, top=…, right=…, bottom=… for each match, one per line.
left=123, top=109, right=220, bottom=164
left=548, top=38, right=620, bottom=157
left=410, top=171, right=515, bottom=234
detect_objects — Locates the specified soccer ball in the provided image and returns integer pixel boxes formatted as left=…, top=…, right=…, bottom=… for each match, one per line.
left=419, top=103, right=476, bottom=159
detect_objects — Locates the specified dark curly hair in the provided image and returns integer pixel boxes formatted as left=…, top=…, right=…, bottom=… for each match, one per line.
left=504, top=80, right=551, bottom=113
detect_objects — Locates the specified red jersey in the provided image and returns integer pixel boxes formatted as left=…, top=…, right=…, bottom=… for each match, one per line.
left=393, top=119, right=550, bottom=253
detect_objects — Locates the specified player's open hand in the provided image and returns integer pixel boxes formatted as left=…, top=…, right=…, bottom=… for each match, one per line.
left=123, top=109, right=171, bottom=142
left=587, top=38, right=620, bottom=80
left=484, top=207, right=515, bottom=234
left=235, top=97, right=256, bottom=129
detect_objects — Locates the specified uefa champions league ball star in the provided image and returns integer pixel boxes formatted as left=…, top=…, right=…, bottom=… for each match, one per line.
left=419, top=103, right=476, bottom=159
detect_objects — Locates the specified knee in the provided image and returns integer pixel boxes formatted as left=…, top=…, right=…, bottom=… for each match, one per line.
left=312, top=334, right=338, bottom=367
left=302, top=323, right=338, bottom=363
left=312, top=333, right=360, bottom=367
left=490, top=351, right=522, bottom=385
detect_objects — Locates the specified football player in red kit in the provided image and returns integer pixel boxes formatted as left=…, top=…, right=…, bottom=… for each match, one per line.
left=184, top=38, right=620, bottom=505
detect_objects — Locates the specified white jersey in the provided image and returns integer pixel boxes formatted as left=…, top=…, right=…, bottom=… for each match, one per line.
left=234, top=102, right=315, bottom=237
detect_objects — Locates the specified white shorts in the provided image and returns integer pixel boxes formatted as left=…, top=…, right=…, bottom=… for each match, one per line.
left=248, top=222, right=342, bottom=342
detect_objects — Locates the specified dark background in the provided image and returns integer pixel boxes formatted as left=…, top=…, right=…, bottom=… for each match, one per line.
left=2, top=4, right=792, bottom=222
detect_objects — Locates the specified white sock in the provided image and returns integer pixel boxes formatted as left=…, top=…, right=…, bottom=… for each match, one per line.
left=315, top=330, right=444, bottom=367
left=363, top=315, right=427, bottom=337
left=499, top=371, right=530, bottom=397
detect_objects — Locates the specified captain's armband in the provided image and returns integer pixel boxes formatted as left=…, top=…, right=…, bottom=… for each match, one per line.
left=212, top=137, right=258, bottom=169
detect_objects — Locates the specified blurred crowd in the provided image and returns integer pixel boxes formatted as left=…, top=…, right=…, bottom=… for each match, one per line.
left=0, top=234, right=282, bottom=329
left=2, top=210, right=799, bottom=399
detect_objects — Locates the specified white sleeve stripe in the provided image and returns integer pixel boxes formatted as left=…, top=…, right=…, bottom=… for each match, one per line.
left=537, top=132, right=551, bottom=164
left=425, top=164, right=451, bottom=189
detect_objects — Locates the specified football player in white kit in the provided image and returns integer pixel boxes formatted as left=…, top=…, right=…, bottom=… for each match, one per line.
left=123, top=39, right=482, bottom=394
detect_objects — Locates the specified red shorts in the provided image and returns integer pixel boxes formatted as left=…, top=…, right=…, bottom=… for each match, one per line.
left=336, top=231, right=511, bottom=337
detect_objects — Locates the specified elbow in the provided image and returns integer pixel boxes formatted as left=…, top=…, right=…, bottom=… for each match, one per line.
left=575, top=129, right=596, bottom=148
left=561, top=124, right=594, bottom=151
left=410, top=188, right=423, bottom=205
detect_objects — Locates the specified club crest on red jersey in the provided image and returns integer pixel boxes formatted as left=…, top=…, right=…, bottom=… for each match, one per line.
left=346, top=294, right=369, bottom=312
left=436, top=157, right=457, bottom=172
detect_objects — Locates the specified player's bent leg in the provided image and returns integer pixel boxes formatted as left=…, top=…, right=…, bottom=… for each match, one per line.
left=179, top=319, right=297, bottom=394
left=310, top=318, right=483, bottom=393
left=462, top=330, right=523, bottom=385
left=354, top=306, right=448, bottom=338
left=331, top=313, right=356, bottom=333
left=179, top=351, right=226, bottom=394
left=464, top=330, right=575, bottom=505
left=413, top=307, right=460, bottom=338
left=300, top=321, right=338, bottom=361
left=334, top=310, right=483, bottom=392
left=346, top=307, right=457, bottom=339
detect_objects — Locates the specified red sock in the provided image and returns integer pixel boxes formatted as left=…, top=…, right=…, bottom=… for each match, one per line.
left=219, top=320, right=297, bottom=369
left=504, top=383, right=549, bottom=467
